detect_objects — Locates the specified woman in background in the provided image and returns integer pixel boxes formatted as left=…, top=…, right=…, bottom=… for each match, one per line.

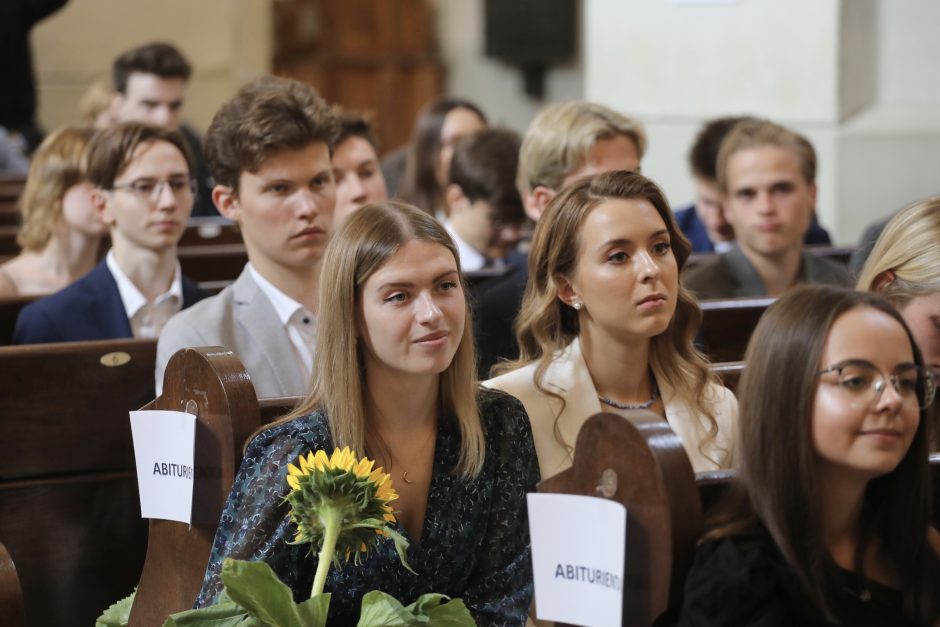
left=398, top=97, right=486, bottom=218
left=0, top=125, right=106, bottom=298
left=857, top=197, right=939, bottom=450
left=677, top=286, right=940, bottom=626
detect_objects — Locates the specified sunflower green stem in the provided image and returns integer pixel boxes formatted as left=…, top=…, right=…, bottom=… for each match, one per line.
left=311, top=505, right=343, bottom=599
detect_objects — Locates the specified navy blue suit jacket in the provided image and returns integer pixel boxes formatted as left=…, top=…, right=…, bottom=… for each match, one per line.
left=674, top=204, right=833, bottom=253
left=13, top=259, right=206, bottom=344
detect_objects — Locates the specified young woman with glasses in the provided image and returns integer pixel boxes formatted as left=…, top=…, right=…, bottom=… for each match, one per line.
left=676, top=285, right=940, bottom=626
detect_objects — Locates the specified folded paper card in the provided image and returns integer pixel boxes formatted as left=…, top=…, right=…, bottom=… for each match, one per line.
left=527, top=493, right=626, bottom=627
left=129, top=409, right=197, bottom=524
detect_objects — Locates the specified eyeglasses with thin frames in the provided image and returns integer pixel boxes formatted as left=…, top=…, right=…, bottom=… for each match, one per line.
left=110, top=176, right=197, bottom=205
left=816, top=359, right=937, bottom=410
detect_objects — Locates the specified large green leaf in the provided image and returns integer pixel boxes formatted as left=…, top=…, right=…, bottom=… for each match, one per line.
left=294, top=593, right=331, bottom=627
left=96, top=590, right=136, bottom=627
left=161, top=600, right=254, bottom=626
left=356, top=590, right=416, bottom=626
left=420, top=597, right=475, bottom=627
left=220, top=559, right=304, bottom=627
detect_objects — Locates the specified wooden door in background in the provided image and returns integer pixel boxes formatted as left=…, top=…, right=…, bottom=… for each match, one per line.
left=273, top=0, right=444, bottom=154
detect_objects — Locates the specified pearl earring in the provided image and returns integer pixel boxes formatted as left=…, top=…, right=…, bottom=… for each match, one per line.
left=573, top=301, right=583, bottom=310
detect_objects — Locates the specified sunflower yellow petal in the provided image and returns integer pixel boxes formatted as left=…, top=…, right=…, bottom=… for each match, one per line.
left=354, top=457, right=375, bottom=478
left=287, top=462, right=304, bottom=477
left=297, top=455, right=312, bottom=473
left=313, top=449, right=330, bottom=471
left=287, top=475, right=300, bottom=490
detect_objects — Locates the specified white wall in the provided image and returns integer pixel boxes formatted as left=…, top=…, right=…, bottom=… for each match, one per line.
left=32, top=0, right=272, bottom=133
left=582, top=0, right=940, bottom=245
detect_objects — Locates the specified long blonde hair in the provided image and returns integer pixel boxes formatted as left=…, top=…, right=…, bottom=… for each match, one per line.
left=857, top=196, right=940, bottom=307
left=17, top=126, right=95, bottom=251
left=496, top=171, right=724, bottom=463
left=280, top=201, right=485, bottom=478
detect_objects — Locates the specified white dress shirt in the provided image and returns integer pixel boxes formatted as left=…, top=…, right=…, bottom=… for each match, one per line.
left=248, top=263, right=317, bottom=380
left=444, top=220, right=487, bottom=271
left=105, top=250, right=183, bottom=339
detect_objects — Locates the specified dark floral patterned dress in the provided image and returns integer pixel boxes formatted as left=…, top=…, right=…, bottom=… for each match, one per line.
left=195, top=387, right=539, bottom=626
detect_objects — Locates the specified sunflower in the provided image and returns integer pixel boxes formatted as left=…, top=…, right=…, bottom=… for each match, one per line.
left=285, top=446, right=413, bottom=597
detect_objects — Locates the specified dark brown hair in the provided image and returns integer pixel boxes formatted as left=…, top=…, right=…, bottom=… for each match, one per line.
left=712, top=285, right=939, bottom=623
left=112, top=42, right=192, bottom=93
left=398, top=97, right=487, bottom=215
left=205, top=76, right=339, bottom=191
left=334, top=108, right=379, bottom=151
left=448, top=128, right=525, bottom=226
left=86, top=122, right=193, bottom=190
left=688, top=116, right=755, bottom=181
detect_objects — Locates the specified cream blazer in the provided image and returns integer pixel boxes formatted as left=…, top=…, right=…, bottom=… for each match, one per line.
left=484, top=338, right=737, bottom=481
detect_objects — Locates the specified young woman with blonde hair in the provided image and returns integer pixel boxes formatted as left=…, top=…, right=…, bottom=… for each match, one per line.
left=0, top=125, right=106, bottom=297
left=485, top=170, right=736, bottom=480
left=857, top=197, right=940, bottom=451
left=196, top=201, right=538, bottom=626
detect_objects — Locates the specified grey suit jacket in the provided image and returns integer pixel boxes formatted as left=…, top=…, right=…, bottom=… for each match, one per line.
left=156, top=265, right=308, bottom=398
left=684, top=244, right=853, bottom=300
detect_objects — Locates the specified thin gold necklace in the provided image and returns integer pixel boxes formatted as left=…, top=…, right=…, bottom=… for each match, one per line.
left=379, top=426, right=437, bottom=485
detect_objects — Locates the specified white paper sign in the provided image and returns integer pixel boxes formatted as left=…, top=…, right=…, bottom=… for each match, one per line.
left=527, top=493, right=626, bottom=627
left=129, top=410, right=196, bottom=524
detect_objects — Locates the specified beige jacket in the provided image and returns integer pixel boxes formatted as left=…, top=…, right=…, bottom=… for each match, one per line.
left=484, top=338, right=737, bottom=481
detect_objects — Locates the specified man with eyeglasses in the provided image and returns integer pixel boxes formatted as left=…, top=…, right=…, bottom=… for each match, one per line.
left=13, top=122, right=206, bottom=344
left=110, top=42, right=216, bottom=217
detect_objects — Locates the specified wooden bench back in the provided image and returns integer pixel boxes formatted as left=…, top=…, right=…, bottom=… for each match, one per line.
left=698, top=297, right=773, bottom=363
left=0, top=338, right=157, bottom=626
left=129, top=348, right=300, bottom=626
left=0, top=541, right=26, bottom=627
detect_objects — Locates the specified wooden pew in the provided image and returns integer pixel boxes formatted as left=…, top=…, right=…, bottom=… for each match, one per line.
left=0, top=175, right=24, bottom=228
left=710, top=361, right=745, bottom=395
left=539, top=413, right=940, bottom=626
left=0, top=541, right=26, bottom=627
left=0, top=225, right=17, bottom=257
left=698, top=297, right=773, bottom=363
left=178, top=243, right=248, bottom=283
left=0, top=296, right=31, bottom=345
left=0, top=338, right=157, bottom=626
left=129, top=348, right=300, bottom=626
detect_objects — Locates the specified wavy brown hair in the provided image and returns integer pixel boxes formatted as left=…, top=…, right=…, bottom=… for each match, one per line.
left=495, top=170, right=724, bottom=464
left=272, top=201, right=485, bottom=478
left=709, top=285, right=939, bottom=624
left=17, top=126, right=95, bottom=251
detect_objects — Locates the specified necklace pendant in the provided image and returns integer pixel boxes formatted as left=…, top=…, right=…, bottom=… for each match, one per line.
left=401, top=471, right=414, bottom=485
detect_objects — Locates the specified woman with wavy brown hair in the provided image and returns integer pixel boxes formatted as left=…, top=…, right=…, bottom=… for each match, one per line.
left=0, top=125, right=106, bottom=297
left=485, top=170, right=736, bottom=480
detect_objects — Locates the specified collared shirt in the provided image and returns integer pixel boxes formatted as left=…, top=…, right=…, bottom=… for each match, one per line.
left=444, top=220, right=487, bottom=271
left=248, top=263, right=316, bottom=379
left=105, top=250, right=183, bottom=338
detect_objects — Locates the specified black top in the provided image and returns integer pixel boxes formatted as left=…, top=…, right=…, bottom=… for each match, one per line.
left=675, top=536, right=919, bottom=627
left=195, top=387, right=540, bottom=626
